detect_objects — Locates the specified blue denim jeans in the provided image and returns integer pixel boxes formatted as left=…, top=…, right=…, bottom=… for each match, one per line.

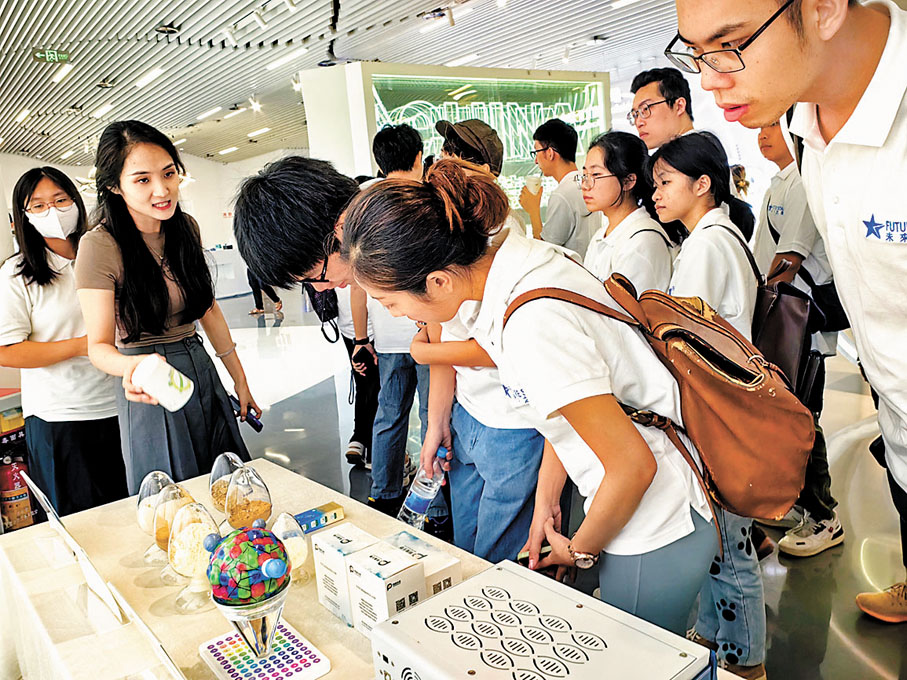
left=695, top=508, right=766, bottom=666
left=370, top=352, right=429, bottom=501
left=448, top=402, right=544, bottom=562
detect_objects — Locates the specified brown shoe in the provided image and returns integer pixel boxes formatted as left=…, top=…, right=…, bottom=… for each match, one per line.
left=721, top=661, right=766, bottom=680
left=856, top=581, right=907, bottom=623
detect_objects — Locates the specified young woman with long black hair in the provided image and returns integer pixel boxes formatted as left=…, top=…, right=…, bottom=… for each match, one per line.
left=75, top=120, right=258, bottom=493
left=0, top=167, right=127, bottom=514
left=581, top=131, right=674, bottom=292
left=650, top=131, right=766, bottom=679
left=339, top=158, right=716, bottom=635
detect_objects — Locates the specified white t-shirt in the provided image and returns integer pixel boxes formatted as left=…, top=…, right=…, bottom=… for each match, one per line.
left=584, top=207, right=674, bottom=293
left=368, top=297, right=419, bottom=354
left=335, top=286, right=373, bottom=341
left=470, top=230, right=710, bottom=556
left=790, top=0, right=907, bottom=491
left=541, top=170, right=601, bottom=258
left=440, top=301, right=532, bottom=430
left=0, top=251, right=118, bottom=421
left=669, top=205, right=758, bottom=340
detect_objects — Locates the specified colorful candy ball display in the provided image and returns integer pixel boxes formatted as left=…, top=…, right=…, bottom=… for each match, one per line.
left=207, top=528, right=290, bottom=605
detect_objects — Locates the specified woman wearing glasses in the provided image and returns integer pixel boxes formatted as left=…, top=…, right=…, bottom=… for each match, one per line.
left=341, top=158, right=716, bottom=635
left=0, top=168, right=127, bottom=514
left=650, top=131, right=766, bottom=679
left=581, top=131, right=675, bottom=293
left=75, top=121, right=256, bottom=493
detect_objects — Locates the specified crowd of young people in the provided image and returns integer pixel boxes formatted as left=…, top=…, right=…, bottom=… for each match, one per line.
left=2, top=3, right=903, bottom=677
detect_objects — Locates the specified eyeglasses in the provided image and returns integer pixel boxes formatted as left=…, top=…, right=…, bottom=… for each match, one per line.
left=575, top=173, right=617, bottom=189
left=664, top=0, right=795, bottom=74
left=25, top=196, right=75, bottom=215
left=299, top=232, right=336, bottom=284
left=626, top=99, right=668, bottom=125
left=529, top=146, right=550, bottom=159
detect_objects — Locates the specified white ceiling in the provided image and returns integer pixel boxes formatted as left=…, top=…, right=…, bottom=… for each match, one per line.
left=0, top=0, right=679, bottom=165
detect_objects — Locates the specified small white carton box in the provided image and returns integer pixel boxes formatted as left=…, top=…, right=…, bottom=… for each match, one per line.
left=347, top=542, right=426, bottom=638
left=385, top=530, right=463, bottom=597
left=311, top=522, right=379, bottom=626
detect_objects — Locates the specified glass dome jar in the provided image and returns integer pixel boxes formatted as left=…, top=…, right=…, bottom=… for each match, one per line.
left=153, top=483, right=195, bottom=585
left=209, top=452, right=245, bottom=513
left=270, top=512, right=310, bottom=586
left=225, top=467, right=272, bottom=529
left=136, top=471, right=174, bottom=565
left=169, top=502, right=220, bottom=612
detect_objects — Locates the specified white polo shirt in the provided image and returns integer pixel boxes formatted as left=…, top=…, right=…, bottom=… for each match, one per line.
left=470, top=230, right=710, bottom=556
left=541, top=170, right=601, bottom=258
left=790, top=0, right=907, bottom=490
left=669, top=205, right=757, bottom=340
left=335, top=286, right=373, bottom=341
left=0, top=251, right=118, bottom=421
left=584, top=207, right=674, bottom=293
left=368, top=297, right=419, bottom=354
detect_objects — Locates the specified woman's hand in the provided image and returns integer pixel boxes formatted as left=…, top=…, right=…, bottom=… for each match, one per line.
left=535, top=518, right=573, bottom=571
left=122, top=354, right=159, bottom=405
left=234, top=380, right=261, bottom=420
left=520, top=500, right=563, bottom=571
left=420, top=422, right=452, bottom=479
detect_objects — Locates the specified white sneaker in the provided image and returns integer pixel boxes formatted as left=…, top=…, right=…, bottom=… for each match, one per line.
left=757, top=505, right=804, bottom=529
left=778, top=511, right=844, bottom=557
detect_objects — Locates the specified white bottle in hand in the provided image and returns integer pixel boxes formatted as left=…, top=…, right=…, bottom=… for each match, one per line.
left=397, top=448, right=448, bottom=529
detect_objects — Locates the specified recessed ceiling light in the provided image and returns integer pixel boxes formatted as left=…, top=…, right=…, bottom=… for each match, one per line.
left=266, top=46, right=308, bottom=71
left=135, top=67, right=165, bottom=88
left=172, top=138, right=187, bottom=145
left=248, top=127, right=270, bottom=137
left=219, top=146, right=239, bottom=155
left=155, top=23, right=180, bottom=35
left=611, top=0, right=640, bottom=7
left=14, top=109, right=30, bottom=123
left=92, top=103, right=113, bottom=118
left=249, top=97, right=262, bottom=112
left=51, top=63, right=74, bottom=83
left=97, top=79, right=115, bottom=89
left=60, top=150, right=74, bottom=160
left=224, top=107, right=247, bottom=119
left=197, top=106, right=222, bottom=120
left=444, top=53, right=479, bottom=68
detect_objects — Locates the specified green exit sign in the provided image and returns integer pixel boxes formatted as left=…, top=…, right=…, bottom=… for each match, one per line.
left=32, top=49, right=70, bottom=63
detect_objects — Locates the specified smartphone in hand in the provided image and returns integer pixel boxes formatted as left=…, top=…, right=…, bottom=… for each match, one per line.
left=516, top=541, right=552, bottom=567
left=229, top=394, right=263, bottom=432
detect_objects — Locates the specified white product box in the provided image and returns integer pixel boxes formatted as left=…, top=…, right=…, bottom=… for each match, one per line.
left=347, top=542, right=426, bottom=638
left=311, top=522, right=379, bottom=626
left=385, top=530, right=462, bottom=597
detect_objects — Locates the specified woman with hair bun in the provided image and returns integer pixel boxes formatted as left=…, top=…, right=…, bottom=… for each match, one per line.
left=342, top=158, right=715, bottom=635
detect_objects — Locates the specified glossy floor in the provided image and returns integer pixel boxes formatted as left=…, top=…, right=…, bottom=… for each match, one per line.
left=217, top=289, right=907, bottom=680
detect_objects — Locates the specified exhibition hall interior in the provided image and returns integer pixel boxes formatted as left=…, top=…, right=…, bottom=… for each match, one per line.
left=0, top=0, right=906, bottom=678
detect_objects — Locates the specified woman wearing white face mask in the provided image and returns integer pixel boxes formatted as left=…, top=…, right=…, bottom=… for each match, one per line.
left=0, top=167, right=127, bottom=516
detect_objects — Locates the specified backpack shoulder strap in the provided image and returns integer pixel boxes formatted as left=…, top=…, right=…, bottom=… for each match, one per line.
left=704, top=224, right=764, bottom=287
left=631, top=228, right=672, bottom=250
left=502, top=286, right=641, bottom=331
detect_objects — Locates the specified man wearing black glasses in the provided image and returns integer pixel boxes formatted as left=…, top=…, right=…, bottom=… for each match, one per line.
left=670, top=0, right=907, bottom=625
left=628, top=67, right=695, bottom=150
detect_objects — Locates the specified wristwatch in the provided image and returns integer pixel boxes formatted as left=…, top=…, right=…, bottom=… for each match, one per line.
left=567, top=542, right=599, bottom=570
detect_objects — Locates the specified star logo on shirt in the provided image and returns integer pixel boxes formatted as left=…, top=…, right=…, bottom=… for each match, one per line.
left=863, top=214, right=884, bottom=238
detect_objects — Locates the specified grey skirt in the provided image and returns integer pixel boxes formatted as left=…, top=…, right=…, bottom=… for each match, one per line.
left=117, top=334, right=250, bottom=494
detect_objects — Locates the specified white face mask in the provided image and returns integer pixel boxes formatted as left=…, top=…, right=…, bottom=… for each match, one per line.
left=25, top=205, right=80, bottom=240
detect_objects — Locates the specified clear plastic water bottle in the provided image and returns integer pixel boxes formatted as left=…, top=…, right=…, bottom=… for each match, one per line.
left=396, top=447, right=448, bottom=529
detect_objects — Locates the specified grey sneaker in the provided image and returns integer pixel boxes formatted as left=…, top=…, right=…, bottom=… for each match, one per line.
left=778, top=511, right=844, bottom=557
left=757, top=505, right=804, bottom=529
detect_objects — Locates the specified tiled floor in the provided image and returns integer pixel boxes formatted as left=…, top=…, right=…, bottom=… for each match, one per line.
left=216, top=289, right=907, bottom=679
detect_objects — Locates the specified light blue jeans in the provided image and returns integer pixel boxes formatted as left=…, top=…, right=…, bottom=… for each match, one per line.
left=449, top=402, right=545, bottom=562
left=370, top=352, right=429, bottom=501
left=695, top=507, right=766, bottom=666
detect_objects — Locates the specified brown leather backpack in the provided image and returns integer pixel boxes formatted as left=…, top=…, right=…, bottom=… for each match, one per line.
left=502, top=273, right=815, bottom=521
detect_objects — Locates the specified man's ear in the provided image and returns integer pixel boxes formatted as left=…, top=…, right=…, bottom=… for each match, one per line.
left=673, top=97, right=689, bottom=118
left=804, top=0, right=850, bottom=42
